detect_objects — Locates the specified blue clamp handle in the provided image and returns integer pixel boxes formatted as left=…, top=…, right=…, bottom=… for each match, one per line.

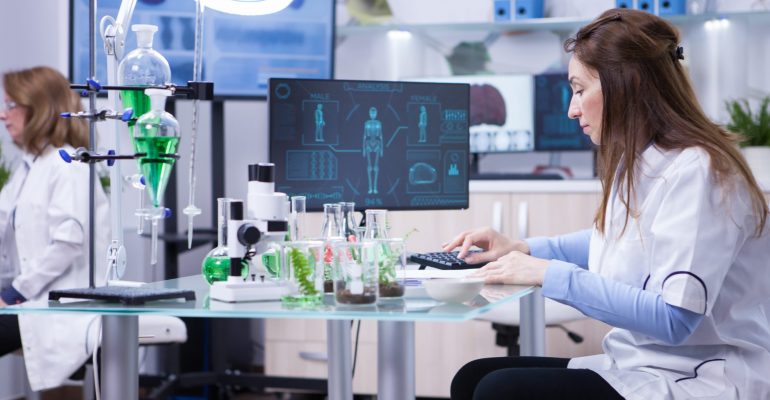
left=59, top=149, right=72, bottom=163
left=107, top=150, right=116, bottom=167
left=121, top=108, right=133, bottom=122
left=60, top=112, right=72, bottom=118
left=140, top=175, right=146, bottom=186
left=163, top=208, right=172, bottom=219
left=86, top=79, right=102, bottom=92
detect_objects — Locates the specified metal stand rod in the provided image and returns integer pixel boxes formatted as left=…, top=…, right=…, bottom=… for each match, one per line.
left=519, top=287, right=546, bottom=356
left=378, top=320, right=415, bottom=400
left=102, top=315, right=138, bottom=400
left=327, top=319, right=353, bottom=400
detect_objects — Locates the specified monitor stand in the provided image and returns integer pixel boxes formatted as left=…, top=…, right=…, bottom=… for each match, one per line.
left=533, top=152, right=573, bottom=179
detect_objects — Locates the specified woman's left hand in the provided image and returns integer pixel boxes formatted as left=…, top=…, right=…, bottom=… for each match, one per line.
left=469, top=251, right=550, bottom=286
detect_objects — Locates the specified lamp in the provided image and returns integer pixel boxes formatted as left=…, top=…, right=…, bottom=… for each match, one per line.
left=203, top=0, right=293, bottom=15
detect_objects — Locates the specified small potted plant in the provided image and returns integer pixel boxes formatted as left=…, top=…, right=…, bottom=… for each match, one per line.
left=726, top=96, right=770, bottom=187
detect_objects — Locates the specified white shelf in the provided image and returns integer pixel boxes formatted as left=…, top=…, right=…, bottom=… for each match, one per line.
left=470, top=179, right=601, bottom=193
left=336, top=10, right=770, bottom=36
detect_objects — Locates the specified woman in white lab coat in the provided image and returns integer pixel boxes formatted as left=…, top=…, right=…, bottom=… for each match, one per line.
left=0, top=66, right=109, bottom=391
left=447, top=8, right=770, bottom=400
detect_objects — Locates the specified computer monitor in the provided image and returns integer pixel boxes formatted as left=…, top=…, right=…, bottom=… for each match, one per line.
left=533, top=72, right=594, bottom=151
left=70, top=0, right=335, bottom=98
left=269, top=78, right=471, bottom=211
left=412, top=75, right=535, bottom=154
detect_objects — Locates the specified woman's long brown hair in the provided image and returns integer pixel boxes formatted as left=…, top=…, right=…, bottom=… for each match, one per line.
left=3, top=66, right=88, bottom=156
left=565, top=8, right=768, bottom=236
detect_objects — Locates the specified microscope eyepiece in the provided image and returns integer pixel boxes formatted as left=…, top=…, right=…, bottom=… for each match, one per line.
left=248, top=163, right=274, bottom=183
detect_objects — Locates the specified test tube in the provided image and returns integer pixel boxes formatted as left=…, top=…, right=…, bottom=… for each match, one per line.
left=291, top=196, right=307, bottom=241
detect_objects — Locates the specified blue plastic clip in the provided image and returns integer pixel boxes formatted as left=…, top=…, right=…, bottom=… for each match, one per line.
left=59, top=149, right=72, bottom=163
left=121, top=108, right=133, bottom=122
left=60, top=112, right=71, bottom=118
left=163, top=208, right=172, bottom=219
left=140, top=175, right=146, bottom=186
left=86, top=79, right=102, bottom=92
left=80, top=90, right=89, bottom=97
left=107, top=149, right=116, bottom=167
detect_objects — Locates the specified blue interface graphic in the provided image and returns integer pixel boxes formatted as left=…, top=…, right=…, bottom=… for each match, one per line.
left=534, top=73, right=594, bottom=151
left=269, top=79, right=471, bottom=211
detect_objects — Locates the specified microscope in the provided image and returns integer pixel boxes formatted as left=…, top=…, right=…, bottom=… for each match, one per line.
left=209, top=163, right=290, bottom=302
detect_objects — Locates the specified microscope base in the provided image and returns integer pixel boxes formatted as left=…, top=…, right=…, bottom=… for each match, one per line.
left=209, top=280, right=289, bottom=302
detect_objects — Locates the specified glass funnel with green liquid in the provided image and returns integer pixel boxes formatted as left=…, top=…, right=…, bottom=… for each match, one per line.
left=117, top=24, right=171, bottom=140
left=135, top=88, right=180, bottom=264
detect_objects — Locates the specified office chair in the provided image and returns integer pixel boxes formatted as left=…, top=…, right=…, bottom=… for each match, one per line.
left=17, top=315, right=187, bottom=400
left=473, top=201, right=587, bottom=356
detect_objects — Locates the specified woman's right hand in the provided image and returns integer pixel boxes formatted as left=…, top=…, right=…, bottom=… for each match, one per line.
left=442, top=227, right=530, bottom=264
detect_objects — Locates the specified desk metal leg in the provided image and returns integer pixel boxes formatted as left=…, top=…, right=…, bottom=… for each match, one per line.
left=102, top=315, right=138, bottom=400
left=519, top=287, right=545, bottom=356
left=378, top=320, right=415, bottom=400
left=327, top=319, right=353, bottom=400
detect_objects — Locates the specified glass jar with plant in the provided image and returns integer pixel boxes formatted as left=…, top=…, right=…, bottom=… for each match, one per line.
left=278, top=240, right=324, bottom=306
left=726, top=96, right=770, bottom=187
left=333, top=240, right=378, bottom=305
left=374, top=237, right=406, bottom=298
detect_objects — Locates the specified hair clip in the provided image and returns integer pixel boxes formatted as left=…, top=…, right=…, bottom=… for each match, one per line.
left=675, top=46, right=684, bottom=60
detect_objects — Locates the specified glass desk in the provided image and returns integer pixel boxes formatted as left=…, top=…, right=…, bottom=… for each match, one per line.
left=0, top=275, right=536, bottom=400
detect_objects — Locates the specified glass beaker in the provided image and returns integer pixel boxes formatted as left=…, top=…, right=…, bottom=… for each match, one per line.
left=290, top=196, right=307, bottom=241
left=363, top=209, right=389, bottom=239
left=276, top=240, right=324, bottom=305
left=201, top=198, right=248, bottom=284
left=333, top=241, right=378, bottom=305
left=340, top=202, right=358, bottom=241
left=118, top=24, right=171, bottom=140
left=373, top=238, right=406, bottom=299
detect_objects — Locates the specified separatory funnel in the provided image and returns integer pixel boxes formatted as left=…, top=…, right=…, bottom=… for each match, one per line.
left=135, top=88, right=180, bottom=264
left=117, top=24, right=171, bottom=139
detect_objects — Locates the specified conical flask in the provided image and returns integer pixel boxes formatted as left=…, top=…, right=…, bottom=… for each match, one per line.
left=135, top=88, right=180, bottom=208
left=118, top=24, right=171, bottom=140
left=202, top=198, right=248, bottom=284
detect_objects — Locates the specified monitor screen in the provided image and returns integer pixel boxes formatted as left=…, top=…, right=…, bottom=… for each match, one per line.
left=269, top=78, right=471, bottom=211
left=70, top=0, right=335, bottom=98
left=412, top=75, right=534, bottom=154
left=533, top=72, right=594, bottom=151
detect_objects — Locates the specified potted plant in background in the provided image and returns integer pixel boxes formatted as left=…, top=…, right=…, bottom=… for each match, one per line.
left=726, top=96, right=770, bottom=188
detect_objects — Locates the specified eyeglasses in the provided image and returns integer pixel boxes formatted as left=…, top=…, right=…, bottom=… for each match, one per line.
left=2, top=100, right=19, bottom=112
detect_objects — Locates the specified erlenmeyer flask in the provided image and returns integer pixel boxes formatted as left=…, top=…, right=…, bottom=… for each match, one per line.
left=135, top=88, right=180, bottom=208
left=339, top=202, right=358, bottom=241
left=202, top=198, right=248, bottom=284
left=363, top=209, right=389, bottom=239
left=321, top=203, right=343, bottom=239
left=118, top=24, right=171, bottom=140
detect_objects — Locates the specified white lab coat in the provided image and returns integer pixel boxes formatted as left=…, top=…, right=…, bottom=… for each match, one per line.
left=0, top=145, right=110, bottom=391
left=568, top=145, right=770, bottom=399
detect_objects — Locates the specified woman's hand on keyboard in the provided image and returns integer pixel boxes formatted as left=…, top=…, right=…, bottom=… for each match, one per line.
left=469, top=250, right=548, bottom=286
left=442, top=227, right=529, bottom=264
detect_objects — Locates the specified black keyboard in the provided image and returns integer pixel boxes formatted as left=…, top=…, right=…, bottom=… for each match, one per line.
left=409, top=250, right=487, bottom=270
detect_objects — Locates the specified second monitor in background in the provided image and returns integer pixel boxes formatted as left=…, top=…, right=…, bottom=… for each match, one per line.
left=534, top=72, right=594, bottom=152
left=269, top=78, right=471, bottom=211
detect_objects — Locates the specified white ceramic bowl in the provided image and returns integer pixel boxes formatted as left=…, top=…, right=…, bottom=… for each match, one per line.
left=423, top=278, right=485, bottom=304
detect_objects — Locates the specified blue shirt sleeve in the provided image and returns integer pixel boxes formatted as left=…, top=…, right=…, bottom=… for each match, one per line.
left=542, top=260, right=703, bottom=345
left=1, top=285, right=27, bottom=305
left=526, top=229, right=592, bottom=269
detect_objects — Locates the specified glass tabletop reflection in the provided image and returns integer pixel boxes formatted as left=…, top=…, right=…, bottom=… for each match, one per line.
left=0, top=275, right=532, bottom=322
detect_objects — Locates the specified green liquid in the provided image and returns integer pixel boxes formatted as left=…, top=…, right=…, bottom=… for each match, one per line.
left=120, top=90, right=151, bottom=139
left=261, top=252, right=281, bottom=278
left=202, top=256, right=249, bottom=285
left=134, top=136, right=179, bottom=207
